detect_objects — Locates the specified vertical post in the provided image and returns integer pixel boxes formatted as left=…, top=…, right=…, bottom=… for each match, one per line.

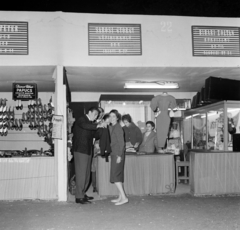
left=223, top=102, right=228, bottom=151
left=206, top=113, right=208, bottom=150
left=53, top=66, right=67, bottom=201
left=191, top=116, right=193, bottom=149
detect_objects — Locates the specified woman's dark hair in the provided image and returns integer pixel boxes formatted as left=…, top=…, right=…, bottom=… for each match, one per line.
left=146, top=121, right=155, bottom=129
left=87, top=107, right=99, bottom=114
left=122, top=114, right=132, bottom=123
left=109, top=110, right=121, bottom=122
left=102, top=113, right=110, bottom=121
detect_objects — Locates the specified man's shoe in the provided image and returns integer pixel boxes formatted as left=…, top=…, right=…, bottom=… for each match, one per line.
left=84, top=195, right=94, bottom=200
left=93, top=187, right=98, bottom=193
left=75, top=198, right=91, bottom=204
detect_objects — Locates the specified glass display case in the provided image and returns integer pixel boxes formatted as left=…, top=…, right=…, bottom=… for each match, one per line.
left=184, top=101, right=240, bottom=151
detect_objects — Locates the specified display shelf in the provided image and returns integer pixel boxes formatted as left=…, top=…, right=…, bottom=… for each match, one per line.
left=0, top=92, right=54, bottom=151
left=185, top=101, right=240, bottom=151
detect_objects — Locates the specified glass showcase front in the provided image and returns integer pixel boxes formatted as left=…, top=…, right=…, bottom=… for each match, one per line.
left=185, top=101, right=240, bottom=151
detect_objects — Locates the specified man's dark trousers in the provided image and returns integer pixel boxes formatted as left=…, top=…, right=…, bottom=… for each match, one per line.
left=74, top=151, right=92, bottom=199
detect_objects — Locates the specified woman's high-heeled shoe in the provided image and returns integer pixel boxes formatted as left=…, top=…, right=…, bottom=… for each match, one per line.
left=19, top=100, right=23, bottom=110
left=0, top=99, right=2, bottom=114
left=29, top=120, right=33, bottom=130
left=19, top=119, right=23, bottom=131
left=14, top=119, right=19, bottom=131
left=0, top=113, right=3, bottom=123
left=38, top=98, right=42, bottom=108
left=28, top=101, right=31, bottom=110
left=33, top=119, right=37, bottom=130
left=2, top=99, right=7, bottom=115
left=33, top=99, right=37, bottom=108
left=11, top=108, right=15, bottom=122
left=15, top=100, right=19, bottom=110
left=115, top=199, right=129, bottom=206
left=111, top=197, right=121, bottom=203
left=48, top=96, right=54, bottom=108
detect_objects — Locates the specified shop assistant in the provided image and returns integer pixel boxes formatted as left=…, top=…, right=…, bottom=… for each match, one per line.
left=122, top=114, right=143, bottom=150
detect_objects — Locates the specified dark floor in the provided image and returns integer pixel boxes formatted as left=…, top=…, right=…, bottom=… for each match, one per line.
left=0, top=194, right=240, bottom=230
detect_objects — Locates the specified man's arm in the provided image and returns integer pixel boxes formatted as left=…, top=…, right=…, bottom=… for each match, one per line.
left=77, top=116, right=97, bottom=131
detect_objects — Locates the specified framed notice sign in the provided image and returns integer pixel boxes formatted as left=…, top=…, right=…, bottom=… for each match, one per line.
left=52, top=115, right=64, bottom=139
left=192, top=26, right=240, bottom=57
left=0, top=21, right=28, bottom=55
left=88, top=23, right=142, bottom=56
left=12, top=83, right=38, bottom=100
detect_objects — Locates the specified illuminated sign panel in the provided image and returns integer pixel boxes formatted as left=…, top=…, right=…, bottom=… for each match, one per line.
left=192, top=26, right=240, bottom=57
left=0, top=22, right=28, bottom=55
left=88, top=23, right=142, bottom=56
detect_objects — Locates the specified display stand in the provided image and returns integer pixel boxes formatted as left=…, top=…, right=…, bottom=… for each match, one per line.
left=184, top=101, right=240, bottom=151
left=190, top=150, right=240, bottom=196
left=0, top=90, right=57, bottom=200
left=184, top=101, right=240, bottom=195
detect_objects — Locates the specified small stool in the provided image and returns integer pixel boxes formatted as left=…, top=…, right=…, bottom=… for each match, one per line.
left=175, top=161, right=190, bottom=185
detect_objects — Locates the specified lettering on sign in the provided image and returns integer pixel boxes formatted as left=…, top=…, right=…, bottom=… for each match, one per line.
left=192, top=26, right=240, bottom=57
left=0, top=22, right=28, bottom=55
left=52, top=115, right=64, bottom=139
left=12, top=83, right=38, bottom=100
left=88, top=23, right=142, bottom=56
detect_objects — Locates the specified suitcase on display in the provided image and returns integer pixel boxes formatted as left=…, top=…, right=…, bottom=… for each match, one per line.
left=233, top=134, right=240, bottom=152
left=201, top=87, right=206, bottom=103
left=205, top=76, right=240, bottom=101
left=196, top=92, right=201, bottom=106
left=232, top=133, right=240, bottom=152
left=191, top=94, right=197, bottom=108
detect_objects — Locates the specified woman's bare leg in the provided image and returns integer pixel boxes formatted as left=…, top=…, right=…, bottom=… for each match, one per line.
left=114, top=182, right=128, bottom=205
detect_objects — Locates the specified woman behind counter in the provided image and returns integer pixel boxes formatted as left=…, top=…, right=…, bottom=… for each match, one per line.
left=109, top=109, right=128, bottom=205
left=122, top=114, right=143, bottom=151
left=138, top=121, right=158, bottom=154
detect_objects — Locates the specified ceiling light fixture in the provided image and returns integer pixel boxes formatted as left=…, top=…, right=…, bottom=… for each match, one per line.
left=124, top=81, right=179, bottom=89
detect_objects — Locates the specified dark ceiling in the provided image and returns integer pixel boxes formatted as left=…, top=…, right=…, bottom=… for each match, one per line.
left=2, top=0, right=240, bottom=17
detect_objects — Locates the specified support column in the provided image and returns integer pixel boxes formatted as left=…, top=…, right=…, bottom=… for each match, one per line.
left=52, top=66, right=67, bottom=201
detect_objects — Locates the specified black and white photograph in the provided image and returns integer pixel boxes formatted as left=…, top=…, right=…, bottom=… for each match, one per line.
left=0, top=1, right=240, bottom=229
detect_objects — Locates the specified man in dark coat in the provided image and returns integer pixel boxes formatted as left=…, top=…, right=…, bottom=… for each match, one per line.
left=73, top=107, right=103, bottom=204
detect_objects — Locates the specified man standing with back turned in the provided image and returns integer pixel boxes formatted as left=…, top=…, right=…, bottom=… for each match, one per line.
left=73, top=107, right=104, bottom=204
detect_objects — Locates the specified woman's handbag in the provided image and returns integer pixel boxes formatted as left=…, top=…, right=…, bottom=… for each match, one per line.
left=69, top=175, right=76, bottom=195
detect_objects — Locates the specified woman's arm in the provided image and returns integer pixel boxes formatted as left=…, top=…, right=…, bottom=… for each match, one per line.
left=154, top=134, right=158, bottom=152
left=115, top=125, right=125, bottom=157
left=136, top=126, right=143, bottom=144
left=150, top=96, right=158, bottom=112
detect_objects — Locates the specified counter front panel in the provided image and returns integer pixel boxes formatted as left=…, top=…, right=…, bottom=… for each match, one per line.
left=190, top=151, right=240, bottom=195
left=0, top=157, right=57, bottom=200
left=97, top=153, right=175, bottom=196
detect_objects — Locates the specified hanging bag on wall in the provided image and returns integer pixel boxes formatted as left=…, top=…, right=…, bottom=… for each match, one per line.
left=69, top=175, right=76, bottom=195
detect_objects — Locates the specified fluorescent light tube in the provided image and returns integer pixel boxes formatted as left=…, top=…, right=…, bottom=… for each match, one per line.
left=124, top=82, right=179, bottom=89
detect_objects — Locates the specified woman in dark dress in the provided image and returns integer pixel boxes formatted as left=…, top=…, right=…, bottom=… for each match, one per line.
left=122, top=114, right=143, bottom=151
left=109, top=109, right=128, bottom=205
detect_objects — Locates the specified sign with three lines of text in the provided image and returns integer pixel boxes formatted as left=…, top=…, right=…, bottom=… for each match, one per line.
left=12, top=83, right=38, bottom=100
left=192, top=26, right=240, bottom=57
left=88, top=23, right=142, bottom=56
left=0, top=21, right=28, bottom=55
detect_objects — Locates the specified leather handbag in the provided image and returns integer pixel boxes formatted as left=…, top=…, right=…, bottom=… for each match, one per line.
left=69, top=175, right=76, bottom=195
